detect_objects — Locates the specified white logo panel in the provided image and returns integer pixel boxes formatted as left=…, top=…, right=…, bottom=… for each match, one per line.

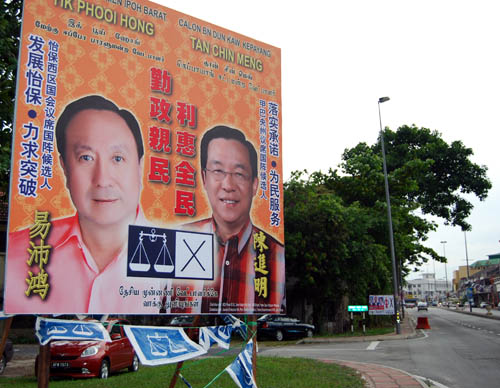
left=175, top=232, right=213, bottom=279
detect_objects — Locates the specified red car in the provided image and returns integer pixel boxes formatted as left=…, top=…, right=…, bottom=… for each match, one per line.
left=35, top=319, right=139, bottom=379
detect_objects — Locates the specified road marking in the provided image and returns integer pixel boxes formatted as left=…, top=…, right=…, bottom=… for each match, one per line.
left=366, top=341, right=380, bottom=350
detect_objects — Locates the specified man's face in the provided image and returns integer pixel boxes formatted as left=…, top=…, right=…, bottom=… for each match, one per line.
left=60, top=109, right=143, bottom=230
left=203, top=138, right=257, bottom=236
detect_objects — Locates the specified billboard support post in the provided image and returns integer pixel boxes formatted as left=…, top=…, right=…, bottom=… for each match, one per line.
left=0, top=316, right=13, bottom=368
left=249, top=315, right=258, bottom=383
left=37, top=343, right=50, bottom=388
left=168, top=315, right=200, bottom=388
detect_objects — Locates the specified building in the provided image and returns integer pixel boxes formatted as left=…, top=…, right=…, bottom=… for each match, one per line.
left=404, top=273, right=451, bottom=302
left=453, top=265, right=480, bottom=292
left=455, top=253, right=500, bottom=306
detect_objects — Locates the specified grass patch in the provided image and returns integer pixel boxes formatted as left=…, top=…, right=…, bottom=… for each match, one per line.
left=316, top=326, right=395, bottom=338
left=1, top=356, right=363, bottom=388
left=330, top=327, right=394, bottom=337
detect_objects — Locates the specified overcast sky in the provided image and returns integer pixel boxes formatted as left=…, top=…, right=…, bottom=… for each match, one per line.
left=153, top=0, right=500, bottom=281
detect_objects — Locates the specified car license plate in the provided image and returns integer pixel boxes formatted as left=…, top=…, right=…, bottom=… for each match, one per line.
left=51, top=362, right=69, bottom=368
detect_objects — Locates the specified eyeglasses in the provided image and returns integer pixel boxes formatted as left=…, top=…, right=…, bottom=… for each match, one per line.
left=204, top=168, right=251, bottom=183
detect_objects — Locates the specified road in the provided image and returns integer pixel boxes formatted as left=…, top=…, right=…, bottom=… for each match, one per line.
left=260, top=307, right=500, bottom=388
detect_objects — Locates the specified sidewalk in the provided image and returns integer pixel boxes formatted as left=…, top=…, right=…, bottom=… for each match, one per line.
left=325, top=359, right=426, bottom=388
left=304, top=315, right=447, bottom=388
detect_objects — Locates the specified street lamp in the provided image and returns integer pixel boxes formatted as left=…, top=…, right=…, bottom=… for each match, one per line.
left=378, top=96, right=401, bottom=334
left=464, top=231, right=472, bottom=312
left=441, top=240, right=448, bottom=299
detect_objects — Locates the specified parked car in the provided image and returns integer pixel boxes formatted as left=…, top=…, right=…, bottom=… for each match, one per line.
left=0, top=338, right=14, bottom=375
left=168, top=315, right=218, bottom=338
left=417, top=302, right=428, bottom=311
left=257, top=315, right=314, bottom=341
left=35, top=319, right=138, bottom=379
left=480, top=302, right=490, bottom=308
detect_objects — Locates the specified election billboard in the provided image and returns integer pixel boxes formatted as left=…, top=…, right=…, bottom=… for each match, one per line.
left=4, top=0, right=284, bottom=315
left=368, top=295, right=394, bottom=315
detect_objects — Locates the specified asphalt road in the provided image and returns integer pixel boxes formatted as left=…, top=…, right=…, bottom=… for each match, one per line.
left=260, top=308, right=500, bottom=388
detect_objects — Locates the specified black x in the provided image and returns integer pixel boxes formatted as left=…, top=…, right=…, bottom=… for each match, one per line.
left=180, top=239, right=206, bottom=272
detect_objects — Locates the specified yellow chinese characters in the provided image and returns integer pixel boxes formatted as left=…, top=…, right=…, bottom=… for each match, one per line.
left=253, top=231, right=269, bottom=298
left=25, top=210, right=52, bottom=300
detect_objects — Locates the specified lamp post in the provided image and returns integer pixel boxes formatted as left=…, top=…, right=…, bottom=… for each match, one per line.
left=378, top=96, right=401, bottom=334
left=433, top=259, right=437, bottom=302
left=464, top=231, right=472, bottom=312
left=441, top=240, right=448, bottom=300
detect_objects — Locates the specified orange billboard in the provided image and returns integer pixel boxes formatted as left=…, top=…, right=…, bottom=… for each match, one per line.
left=4, top=0, right=284, bottom=315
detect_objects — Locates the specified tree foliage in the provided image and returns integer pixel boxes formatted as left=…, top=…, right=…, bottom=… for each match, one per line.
left=379, top=125, right=491, bottom=230
left=284, top=171, right=392, bottom=331
left=0, top=0, right=22, bottom=197
left=284, top=125, right=491, bottom=332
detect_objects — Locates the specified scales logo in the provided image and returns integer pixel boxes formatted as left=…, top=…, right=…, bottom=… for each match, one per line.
left=147, top=332, right=187, bottom=356
left=127, top=225, right=214, bottom=279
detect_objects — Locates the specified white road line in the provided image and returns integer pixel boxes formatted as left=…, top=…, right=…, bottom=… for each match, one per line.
left=366, top=341, right=380, bottom=350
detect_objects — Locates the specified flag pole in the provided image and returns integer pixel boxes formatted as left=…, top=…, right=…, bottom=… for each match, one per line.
left=168, top=315, right=200, bottom=388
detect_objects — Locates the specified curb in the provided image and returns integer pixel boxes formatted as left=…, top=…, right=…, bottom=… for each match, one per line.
left=300, top=316, right=422, bottom=345
left=441, top=307, right=500, bottom=321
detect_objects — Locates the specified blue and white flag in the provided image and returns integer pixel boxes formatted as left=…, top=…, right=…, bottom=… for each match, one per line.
left=0, top=311, right=14, bottom=320
left=225, top=340, right=258, bottom=388
left=35, top=317, right=111, bottom=345
left=221, top=314, right=247, bottom=339
left=199, top=325, right=233, bottom=350
left=123, top=325, right=207, bottom=366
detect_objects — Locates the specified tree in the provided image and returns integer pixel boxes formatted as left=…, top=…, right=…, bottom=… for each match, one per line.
left=284, top=125, right=491, bottom=332
left=284, top=171, right=393, bottom=332
left=0, top=0, right=22, bottom=197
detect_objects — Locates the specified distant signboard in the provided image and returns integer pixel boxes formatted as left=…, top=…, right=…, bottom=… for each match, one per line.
left=368, top=295, right=394, bottom=315
left=466, top=287, right=474, bottom=304
left=348, top=305, right=368, bottom=312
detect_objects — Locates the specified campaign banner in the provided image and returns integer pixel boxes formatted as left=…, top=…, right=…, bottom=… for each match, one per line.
left=222, top=314, right=248, bottom=339
left=199, top=325, right=233, bottom=350
left=123, top=325, right=206, bottom=366
left=35, top=317, right=111, bottom=345
left=225, top=339, right=258, bottom=388
left=368, top=295, right=395, bottom=315
left=5, top=0, right=284, bottom=315
left=0, top=312, right=14, bottom=320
